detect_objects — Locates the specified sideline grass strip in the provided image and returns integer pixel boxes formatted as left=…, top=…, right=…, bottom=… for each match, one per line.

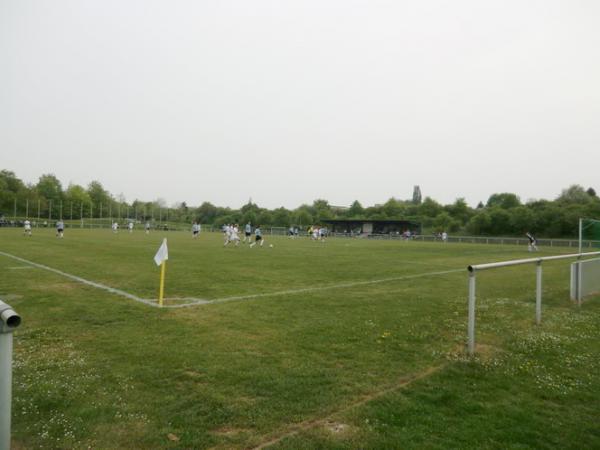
left=0, top=249, right=464, bottom=308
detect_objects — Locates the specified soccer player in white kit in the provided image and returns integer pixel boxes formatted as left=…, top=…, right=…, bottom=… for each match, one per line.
left=145, top=222, right=151, bottom=234
left=312, top=227, right=319, bottom=240
left=112, top=222, right=119, bottom=233
left=128, top=222, right=134, bottom=233
left=56, top=220, right=65, bottom=238
left=23, top=219, right=32, bottom=236
left=228, top=224, right=240, bottom=246
left=192, top=222, right=201, bottom=239
left=223, top=224, right=232, bottom=246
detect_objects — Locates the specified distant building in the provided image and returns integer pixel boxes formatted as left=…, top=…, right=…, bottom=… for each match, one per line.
left=330, top=205, right=349, bottom=212
left=322, top=219, right=421, bottom=235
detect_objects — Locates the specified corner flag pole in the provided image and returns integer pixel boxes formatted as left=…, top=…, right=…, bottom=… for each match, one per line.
left=153, top=238, right=169, bottom=307
left=158, top=260, right=166, bottom=307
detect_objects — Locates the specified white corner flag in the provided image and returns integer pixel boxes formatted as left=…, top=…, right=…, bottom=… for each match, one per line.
left=154, top=238, right=169, bottom=307
left=154, top=238, right=169, bottom=266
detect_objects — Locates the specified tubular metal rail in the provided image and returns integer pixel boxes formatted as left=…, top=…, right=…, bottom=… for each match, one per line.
left=466, top=251, right=600, bottom=355
left=0, top=300, right=21, bottom=450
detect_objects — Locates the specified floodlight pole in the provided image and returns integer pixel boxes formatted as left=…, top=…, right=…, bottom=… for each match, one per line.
left=467, top=271, right=476, bottom=355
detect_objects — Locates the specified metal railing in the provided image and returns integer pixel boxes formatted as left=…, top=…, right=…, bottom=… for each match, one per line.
left=359, top=233, right=600, bottom=248
left=0, top=300, right=21, bottom=450
left=466, top=251, right=600, bottom=355
left=2, top=222, right=599, bottom=248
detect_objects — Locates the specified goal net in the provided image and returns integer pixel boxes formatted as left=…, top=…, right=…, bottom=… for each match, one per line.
left=571, top=257, right=600, bottom=303
left=579, top=218, right=600, bottom=251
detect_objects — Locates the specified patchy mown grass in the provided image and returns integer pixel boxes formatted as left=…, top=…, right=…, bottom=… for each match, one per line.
left=1, top=228, right=599, bottom=448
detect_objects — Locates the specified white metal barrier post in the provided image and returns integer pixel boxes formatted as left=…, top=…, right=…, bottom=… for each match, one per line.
left=468, top=271, right=476, bottom=355
left=0, top=300, right=21, bottom=450
left=577, top=260, right=583, bottom=306
left=536, top=262, right=542, bottom=325
left=467, top=251, right=600, bottom=356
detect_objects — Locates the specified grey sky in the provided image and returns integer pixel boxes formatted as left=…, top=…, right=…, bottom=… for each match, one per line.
left=1, top=0, right=599, bottom=209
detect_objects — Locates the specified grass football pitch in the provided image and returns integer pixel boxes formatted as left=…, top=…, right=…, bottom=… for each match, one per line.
left=1, top=228, right=599, bottom=449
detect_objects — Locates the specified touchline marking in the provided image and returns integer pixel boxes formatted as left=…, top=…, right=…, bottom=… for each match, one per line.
left=0, top=250, right=463, bottom=309
left=0, top=250, right=158, bottom=307
left=169, top=268, right=464, bottom=308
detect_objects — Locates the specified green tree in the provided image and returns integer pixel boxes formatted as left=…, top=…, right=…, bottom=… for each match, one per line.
left=36, top=174, right=63, bottom=203
left=257, top=211, right=273, bottom=226
left=557, top=185, right=591, bottom=204
left=0, top=170, right=28, bottom=215
left=418, top=197, right=443, bottom=218
left=64, top=184, right=92, bottom=219
left=433, top=212, right=459, bottom=232
left=509, top=206, right=536, bottom=234
left=196, top=202, right=219, bottom=224
left=293, top=210, right=313, bottom=227
left=466, top=211, right=492, bottom=235
left=445, top=198, right=472, bottom=225
left=347, top=200, right=364, bottom=217
left=534, top=204, right=565, bottom=237
left=486, top=193, right=521, bottom=209
left=382, top=198, right=405, bottom=218
left=272, top=207, right=291, bottom=227
left=241, top=201, right=259, bottom=215
left=311, top=199, right=333, bottom=222
left=488, top=207, right=512, bottom=236
left=87, top=181, right=111, bottom=207
left=242, top=211, right=257, bottom=226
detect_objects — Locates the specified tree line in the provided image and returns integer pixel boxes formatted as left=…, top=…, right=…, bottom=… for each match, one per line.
left=1, top=170, right=599, bottom=238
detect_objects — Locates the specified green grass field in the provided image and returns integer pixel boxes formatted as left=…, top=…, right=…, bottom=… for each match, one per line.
left=1, top=228, right=599, bottom=449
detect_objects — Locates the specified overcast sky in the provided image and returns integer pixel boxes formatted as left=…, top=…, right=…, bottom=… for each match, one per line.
left=1, top=0, right=599, bottom=209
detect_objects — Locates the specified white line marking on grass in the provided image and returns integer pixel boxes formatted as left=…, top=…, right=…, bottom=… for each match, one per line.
left=0, top=251, right=159, bottom=307
left=170, top=268, right=464, bottom=308
left=0, top=250, right=463, bottom=309
left=8, top=266, right=34, bottom=270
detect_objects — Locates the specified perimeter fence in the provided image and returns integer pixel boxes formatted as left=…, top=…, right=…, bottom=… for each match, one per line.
left=1, top=217, right=599, bottom=248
